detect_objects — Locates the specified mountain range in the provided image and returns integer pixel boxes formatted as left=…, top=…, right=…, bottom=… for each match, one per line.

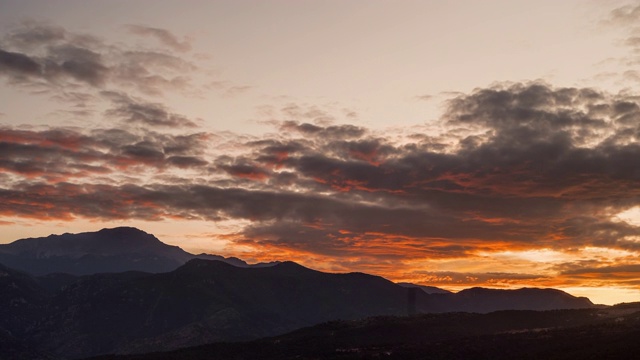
left=0, top=227, right=594, bottom=359
left=0, top=227, right=272, bottom=275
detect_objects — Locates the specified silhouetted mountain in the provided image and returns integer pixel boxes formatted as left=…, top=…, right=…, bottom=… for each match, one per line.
left=397, top=282, right=451, bottom=294
left=27, top=259, right=411, bottom=358
left=0, top=258, right=595, bottom=359
left=90, top=305, right=640, bottom=360
left=0, top=227, right=271, bottom=275
left=422, top=287, right=593, bottom=313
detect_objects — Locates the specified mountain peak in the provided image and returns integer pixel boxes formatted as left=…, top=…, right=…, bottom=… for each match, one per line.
left=92, top=226, right=162, bottom=245
left=96, top=226, right=151, bottom=236
left=273, top=261, right=312, bottom=272
left=452, top=286, right=593, bottom=311
left=0, top=227, right=191, bottom=275
left=7, top=226, right=169, bottom=255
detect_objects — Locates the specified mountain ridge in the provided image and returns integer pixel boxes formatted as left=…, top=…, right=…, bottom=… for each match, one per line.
left=0, top=256, right=593, bottom=359
left=0, top=227, right=275, bottom=275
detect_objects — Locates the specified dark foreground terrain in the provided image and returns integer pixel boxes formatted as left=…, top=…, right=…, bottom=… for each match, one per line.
left=91, top=304, right=640, bottom=360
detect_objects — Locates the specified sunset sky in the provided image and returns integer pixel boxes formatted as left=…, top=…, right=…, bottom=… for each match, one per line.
left=2, top=0, right=640, bottom=305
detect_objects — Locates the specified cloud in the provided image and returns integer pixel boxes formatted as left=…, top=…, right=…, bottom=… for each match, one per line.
left=218, top=162, right=271, bottom=181
left=0, top=23, right=209, bottom=134
left=0, top=35, right=109, bottom=88
left=166, top=156, right=209, bottom=169
left=559, top=263, right=640, bottom=277
left=209, top=81, right=253, bottom=97
left=258, top=103, right=359, bottom=127
left=606, top=4, right=640, bottom=27
left=212, top=83, right=640, bottom=260
left=280, top=121, right=367, bottom=139
left=48, top=44, right=109, bottom=86
left=600, top=4, right=640, bottom=87
left=410, top=270, right=551, bottom=287
left=0, top=23, right=197, bottom=97
left=5, top=22, right=66, bottom=49
left=126, top=24, right=192, bottom=52
left=103, top=91, right=198, bottom=128
left=0, top=48, right=42, bottom=77
left=548, top=259, right=640, bottom=288
left=0, top=127, right=210, bottom=183
left=111, top=51, right=194, bottom=96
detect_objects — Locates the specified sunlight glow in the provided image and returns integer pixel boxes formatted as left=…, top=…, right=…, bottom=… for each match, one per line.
left=559, top=286, right=640, bottom=306
left=614, top=206, right=640, bottom=226
left=489, top=249, right=569, bottom=263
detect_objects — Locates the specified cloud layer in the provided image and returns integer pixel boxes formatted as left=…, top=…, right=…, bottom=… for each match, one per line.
left=4, top=79, right=640, bottom=288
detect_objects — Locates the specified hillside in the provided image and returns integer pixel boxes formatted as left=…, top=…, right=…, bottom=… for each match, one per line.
left=89, top=305, right=640, bottom=360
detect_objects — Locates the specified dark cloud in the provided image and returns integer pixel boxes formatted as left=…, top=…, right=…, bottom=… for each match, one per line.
left=0, top=44, right=109, bottom=87
left=0, top=48, right=42, bottom=77
left=218, top=163, right=271, bottom=181
left=0, top=127, right=209, bottom=181
left=281, top=121, right=367, bottom=139
left=433, top=83, right=640, bottom=199
left=212, top=82, right=640, bottom=257
left=47, top=44, right=108, bottom=86
left=166, top=155, right=209, bottom=168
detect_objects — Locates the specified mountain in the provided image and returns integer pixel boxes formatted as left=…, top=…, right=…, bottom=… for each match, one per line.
left=29, top=259, right=411, bottom=358
left=0, top=227, right=272, bottom=275
left=422, top=287, right=594, bottom=313
left=0, top=258, right=594, bottom=359
left=90, top=306, right=640, bottom=360
left=397, top=282, right=451, bottom=294
left=13, top=259, right=406, bottom=358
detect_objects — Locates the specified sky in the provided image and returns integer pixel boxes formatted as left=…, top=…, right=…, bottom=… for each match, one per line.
left=2, top=0, right=640, bottom=305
